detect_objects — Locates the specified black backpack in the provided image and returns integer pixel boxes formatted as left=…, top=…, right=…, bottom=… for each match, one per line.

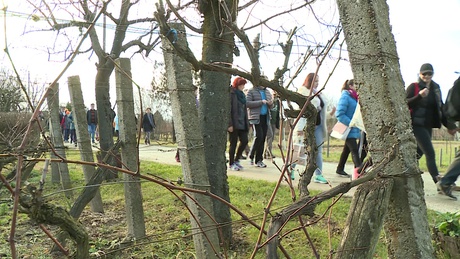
left=444, top=76, right=460, bottom=121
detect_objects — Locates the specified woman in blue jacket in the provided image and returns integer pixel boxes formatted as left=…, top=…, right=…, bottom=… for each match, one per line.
left=335, top=79, right=362, bottom=178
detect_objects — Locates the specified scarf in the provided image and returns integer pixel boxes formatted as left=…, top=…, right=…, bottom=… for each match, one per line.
left=235, top=89, right=246, bottom=104
left=348, top=89, right=359, bottom=100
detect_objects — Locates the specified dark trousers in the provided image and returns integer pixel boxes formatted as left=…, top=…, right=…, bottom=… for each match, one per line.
left=249, top=115, right=268, bottom=163
left=413, top=126, right=440, bottom=183
left=337, top=138, right=362, bottom=171
left=228, top=129, right=249, bottom=166
left=441, top=152, right=460, bottom=186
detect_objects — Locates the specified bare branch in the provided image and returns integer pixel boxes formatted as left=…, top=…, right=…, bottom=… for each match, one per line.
left=165, top=0, right=202, bottom=33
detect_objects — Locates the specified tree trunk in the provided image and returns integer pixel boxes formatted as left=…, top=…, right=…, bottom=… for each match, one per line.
left=162, top=23, right=221, bottom=258
left=68, top=75, right=104, bottom=213
left=115, top=58, right=146, bottom=239
left=200, top=0, right=236, bottom=246
left=335, top=0, right=435, bottom=258
left=46, top=84, right=73, bottom=199
left=95, top=68, right=117, bottom=180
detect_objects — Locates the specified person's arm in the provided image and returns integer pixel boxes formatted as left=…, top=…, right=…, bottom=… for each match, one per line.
left=335, top=93, right=351, bottom=125
left=406, top=83, right=423, bottom=107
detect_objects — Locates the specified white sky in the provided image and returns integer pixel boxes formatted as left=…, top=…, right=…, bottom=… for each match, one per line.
left=0, top=0, right=459, bottom=109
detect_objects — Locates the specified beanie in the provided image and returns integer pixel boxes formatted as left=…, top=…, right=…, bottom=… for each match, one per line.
left=420, top=63, right=434, bottom=74
left=232, top=77, right=247, bottom=88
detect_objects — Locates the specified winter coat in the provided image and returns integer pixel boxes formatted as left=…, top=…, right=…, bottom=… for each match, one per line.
left=229, top=88, right=249, bottom=131
left=295, top=86, right=328, bottom=137
left=406, top=79, right=448, bottom=128
left=335, top=90, right=360, bottom=139
left=246, top=86, right=273, bottom=124
left=86, top=109, right=98, bottom=125
left=142, top=113, right=155, bottom=132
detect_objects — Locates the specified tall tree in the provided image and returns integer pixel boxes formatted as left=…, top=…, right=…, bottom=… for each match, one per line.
left=335, top=0, right=434, bottom=257
left=197, top=0, right=237, bottom=245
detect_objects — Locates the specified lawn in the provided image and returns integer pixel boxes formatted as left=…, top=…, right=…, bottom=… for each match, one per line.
left=0, top=149, right=453, bottom=258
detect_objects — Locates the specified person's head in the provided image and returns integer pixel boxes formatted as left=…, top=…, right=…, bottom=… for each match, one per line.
left=302, top=73, right=319, bottom=90
left=146, top=108, right=151, bottom=113
left=342, top=79, right=355, bottom=91
left=419, top=63, right=434, bottom=83
left=232, top=77, right=247, bottom=91
left=90, top=103, right=95, bottom=109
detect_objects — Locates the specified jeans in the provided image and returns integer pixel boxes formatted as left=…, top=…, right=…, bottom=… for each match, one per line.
left=413, top=126, right=440, bottom=183
left=88, top=123, right=97, bottom=143
left=314, top=125, right=324, bottom=175
left=264, top=123, right=277, bottom=157
left=249, top=115, right=268, bottom=163
left=228, top=129, right=249, bottom=166
left=440, top=152, right=460, bottom=186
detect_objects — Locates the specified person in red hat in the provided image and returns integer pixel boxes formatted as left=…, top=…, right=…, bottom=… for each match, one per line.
left=228, top=77, right=250, bottom=171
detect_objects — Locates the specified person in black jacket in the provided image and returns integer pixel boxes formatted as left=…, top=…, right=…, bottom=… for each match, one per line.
left=142, top=108, right=156, bottom=145
left=86, top=103, right=98, bottom=143
left=437, top=75, right=460, bottom=200
left=406, top=63, right=451, bottom=185
left=228, top=77, right=249, bottom=171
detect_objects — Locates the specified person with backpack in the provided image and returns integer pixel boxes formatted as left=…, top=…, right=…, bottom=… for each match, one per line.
left=406, top=63, right=452, bottom=185
left=437, top=75, right=460, bottom=200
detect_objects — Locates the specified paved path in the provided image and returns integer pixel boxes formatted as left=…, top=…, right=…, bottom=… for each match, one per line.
left=133, top=144, right=459, bottom=213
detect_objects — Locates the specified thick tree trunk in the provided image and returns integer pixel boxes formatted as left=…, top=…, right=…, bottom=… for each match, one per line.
left=95, top=68, right=118, bottom=180
left=46, top=84, right=73, bottom=199
left=336, top=0, right=435, bottom=258
left=200, top=0, right=235, bottom=246
left=162, top=23, right=222, bottom=258
left=68, top=76, right=104, bottom=213
left=115, top=58, right=146, bottom=239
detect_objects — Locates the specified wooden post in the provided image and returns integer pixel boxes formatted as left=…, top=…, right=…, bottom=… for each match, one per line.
left=115, top=58, right=146, bottom=239
left=46, top=84, right=73, bottom=199
left=68, top=75, right=104, bottom=213
left=161, top=23, right=221, bottom=258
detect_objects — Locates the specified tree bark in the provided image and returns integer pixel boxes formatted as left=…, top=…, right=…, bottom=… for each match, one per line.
left=161, top=22, right=222, bottom=258
left=46, top=84, right=73, bottom=199
left=199, top=0, right=236, bottom=246
left=68, top=75, right=104, bottom=213
left=335, top=0, right=435, bottom=258
left=115, top=58, right=146, bottom=239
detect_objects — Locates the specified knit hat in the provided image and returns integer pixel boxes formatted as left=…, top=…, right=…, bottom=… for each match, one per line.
left=420, top=63, right=434, bottom=74
left=232, top=77, right=247, bottom=88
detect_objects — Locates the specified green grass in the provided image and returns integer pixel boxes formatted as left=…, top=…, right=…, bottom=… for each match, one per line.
left=0, top=145, right=456, bottom=258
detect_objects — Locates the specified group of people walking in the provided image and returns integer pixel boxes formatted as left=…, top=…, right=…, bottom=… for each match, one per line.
left=227, top=63, right=460, bottom=198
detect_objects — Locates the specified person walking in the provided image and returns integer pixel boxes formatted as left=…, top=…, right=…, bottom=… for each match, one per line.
left=436, top=75, right=460, bottom=199
left=142, top=108, right=156, bottom=145
left=406, top=63, right=450, bottom=185
left=335, top=79, right=362, bottom=178
left=295, top=73, right=329, bottom=184
left=264, top=91, right=280, bottom=159
left=228, top=77, right=250, bottom=171
left=86, top=103, right=98, bottom=144
left=247, top=82, right=273, bottom=168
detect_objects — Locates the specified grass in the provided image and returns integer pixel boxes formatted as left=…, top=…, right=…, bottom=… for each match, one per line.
left=0, top=143, right=456, bottom=258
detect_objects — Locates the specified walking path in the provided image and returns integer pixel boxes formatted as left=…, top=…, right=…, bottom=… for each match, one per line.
left=132, top=144, right=459, bottom=213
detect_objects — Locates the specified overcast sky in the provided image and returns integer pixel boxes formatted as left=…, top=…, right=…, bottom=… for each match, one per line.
left=0, top=0, right=459, bottom=108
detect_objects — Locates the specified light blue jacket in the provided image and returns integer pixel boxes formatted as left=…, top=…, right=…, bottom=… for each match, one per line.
left=335, top=90, right=360, bottom=139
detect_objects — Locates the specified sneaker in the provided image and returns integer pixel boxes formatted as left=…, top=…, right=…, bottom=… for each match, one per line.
left=239, top=155, right=247, bottom=160
left=314, top=175, right=328, bottom=184
left=290, top=170, right=295, bottom=180
left=336, top=170, right=350, bottom=178
left=230, top=163, right=240, bottom=171
left=437, top=182, right=457, bottom=200
left=352, top=168, right=360, bottom=180
left=234, top=161, right=244, bottom=170
left=255, top=161, right=267, bottom=168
